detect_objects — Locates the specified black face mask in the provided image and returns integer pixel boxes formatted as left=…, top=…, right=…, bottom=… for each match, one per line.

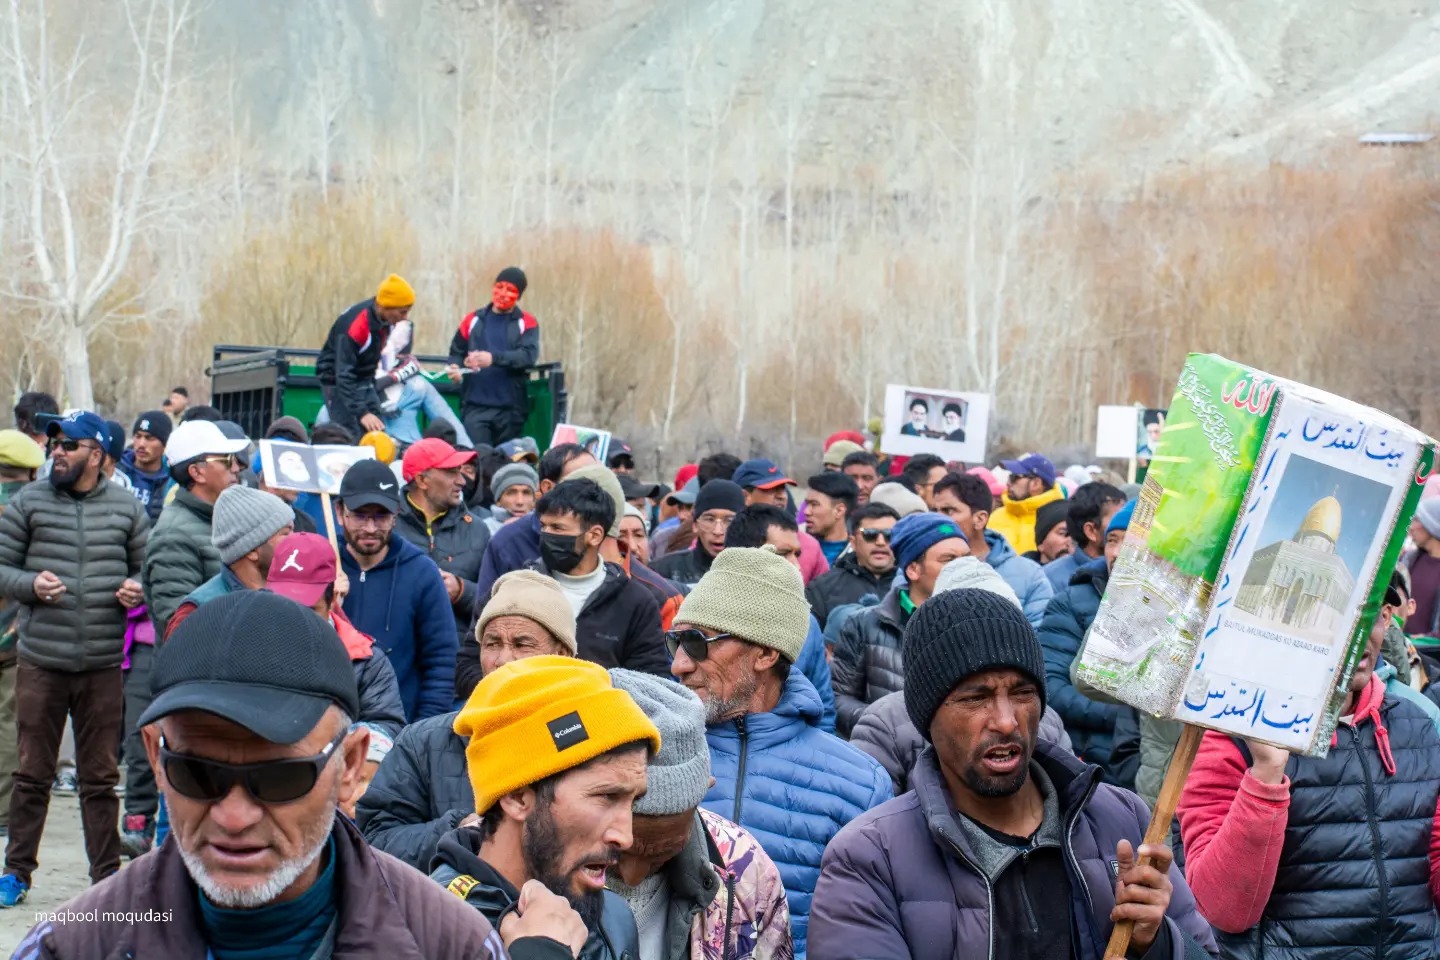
left=540, top=532, right=587, bottom=574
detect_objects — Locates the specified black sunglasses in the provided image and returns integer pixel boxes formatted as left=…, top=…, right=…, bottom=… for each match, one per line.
left=858, top=527, right=892, bottom=543
left=664, top=628, right=734, bottom=662
left=48, top=438, right=94, bottom=454
left=159, top=727, right=348, bottom=804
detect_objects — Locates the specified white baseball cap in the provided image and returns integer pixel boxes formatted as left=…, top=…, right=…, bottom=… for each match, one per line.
left=166, top=420, right=250, bottom=464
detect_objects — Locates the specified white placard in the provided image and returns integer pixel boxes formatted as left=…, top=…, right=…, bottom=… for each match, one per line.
left=881, top=385, right=990, bottom=463
left=258, top=439, right=376, bottom=495
left=1096, top=406, right=1141, bottom=459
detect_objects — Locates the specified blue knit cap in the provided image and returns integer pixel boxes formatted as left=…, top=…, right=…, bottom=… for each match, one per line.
left=891, top=512, right=965, bottom=571
left=1107, top=499, right=1136, bottom=535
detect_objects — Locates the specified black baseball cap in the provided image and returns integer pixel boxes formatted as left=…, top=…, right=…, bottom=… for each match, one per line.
left=607, top=439, right=634, bottom=467
left=618, top=474, right=660, bottom=501
left=338, top=458, right=401, bottom=512
left=139, top=591, right=360, bottom=744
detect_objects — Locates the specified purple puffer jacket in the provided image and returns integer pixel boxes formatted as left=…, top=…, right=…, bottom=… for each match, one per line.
left=808, top=742, right=1218, bottom=960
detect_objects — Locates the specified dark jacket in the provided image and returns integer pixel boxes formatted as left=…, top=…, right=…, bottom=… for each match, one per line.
left=702, top=670, right=892, bottom=957
left=340, top=536, right=457, bottom=722
left=851, top=690, right=1073, bottom=794
left=357, top=710, right=470, bottom=870
left=1039, top=556, right=1126, bottom=772
left=142, top=487, right=220, bottom=640
left=804, top=552, right=887, bottom=630
left=430, top=825, right=639, bottom=960
left=316, top=297, right=391, bottom=423
left=808, top=743, right=1218, bottom=960
left=394, top=489, right=492, bottom=644
left=830, top=586, right=906, bottom=736
left=333, top=608, right=408, bottom=750
left=448, top=305, right=540, bottom=411
left=649, top=543, right=715, bottom=587
left=116, top=449, right=171, bottom=523
left=165, top=564, right=245, bottom=639
left=14, top=817, right=510, bottom=960
left=0, top=477, right=148, bottom=671
left=474, top=510, right=541, bottom=601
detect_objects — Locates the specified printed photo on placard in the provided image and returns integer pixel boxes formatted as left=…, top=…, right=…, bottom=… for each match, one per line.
left=1138, top=409, right=1167, bottom=460
left=259, top=439, right=376, bottom=494
left=881, top=385, right=990, bottom=463
left=550, top=424, right=611, bottom=465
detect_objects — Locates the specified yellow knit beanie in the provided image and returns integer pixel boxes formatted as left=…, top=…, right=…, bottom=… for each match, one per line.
left=453, top=656, right=661, bottom=814
left=375, top=274, right=415, bottom=309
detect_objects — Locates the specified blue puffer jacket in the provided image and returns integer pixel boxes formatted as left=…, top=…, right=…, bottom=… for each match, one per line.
left=983, top=529, right=1053, bottom=626
left=702, top=669, right=892, bottom=958
left=796, top=614, right=835, bottom=734
left=1039, top=556, right=1125, bottom=772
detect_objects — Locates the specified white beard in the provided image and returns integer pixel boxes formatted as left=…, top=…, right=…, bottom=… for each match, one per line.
left=179, top=805, right=336, bottom=909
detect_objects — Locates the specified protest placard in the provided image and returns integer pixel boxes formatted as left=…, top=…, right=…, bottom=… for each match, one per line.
left=258, top=440, right=376, bottom=495
left=549, top=424, right=611, bottom=465
left=881, top=384, right=990, bottom=463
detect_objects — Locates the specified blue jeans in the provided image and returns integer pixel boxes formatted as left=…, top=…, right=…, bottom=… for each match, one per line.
left=317, top=379, right=472, bottom=448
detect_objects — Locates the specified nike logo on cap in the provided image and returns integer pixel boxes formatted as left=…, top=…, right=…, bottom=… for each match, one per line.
left=379, top=482, right=394, bottom=490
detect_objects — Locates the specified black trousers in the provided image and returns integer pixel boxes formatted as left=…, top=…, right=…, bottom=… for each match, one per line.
left=462, top=405, right=526, bottom=448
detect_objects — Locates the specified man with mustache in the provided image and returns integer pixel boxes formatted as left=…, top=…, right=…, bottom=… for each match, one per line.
left=431, top=655, right=660, bottom=959
left=809, top=588, right=1217, bottom=959
left=0, top=412, right=148, bottom=907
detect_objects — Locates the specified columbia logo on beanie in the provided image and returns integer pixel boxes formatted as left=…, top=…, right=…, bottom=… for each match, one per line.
left=547, top=711, right=590, bottom=751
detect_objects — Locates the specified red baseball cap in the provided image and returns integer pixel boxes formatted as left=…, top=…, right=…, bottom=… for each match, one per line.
left=401, top=437, right=477, bottom=483
left=824, top=430, right=867, bottom=451
left=673, top=463, right=699, bottom=490
left=266, top=533, right=337, bottom=608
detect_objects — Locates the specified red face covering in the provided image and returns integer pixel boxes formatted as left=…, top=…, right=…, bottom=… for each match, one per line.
left=492, top=282, right=520, bottom=312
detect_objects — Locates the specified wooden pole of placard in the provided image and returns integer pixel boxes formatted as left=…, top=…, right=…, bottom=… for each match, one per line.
left=1127, top=456, right=1138, bottom=485
left=320, top=492, right=341, bottom=557
left=1103, top=723, right=1205, bottom=959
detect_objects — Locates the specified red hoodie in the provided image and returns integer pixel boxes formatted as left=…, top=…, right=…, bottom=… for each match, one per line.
left=1177, top=674, right=1440, bottom=933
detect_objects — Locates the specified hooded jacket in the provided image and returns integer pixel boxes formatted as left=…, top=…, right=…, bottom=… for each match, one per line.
left=14, top=816, right=510, bottom=960
left=447, top=304, right=540, bottom=411
left=807, top=743, right=1218, bottom=960
left=805, top=552, right=888, bottom=630
left=1178, top=675, right=1440, bottom=959
left=332, top=606, right=407, bottom=756
left=702, top=669, right=892, bottom=958
left=987, top=484, right=1065, bottom=556
left=430, top=826, right=639, bottom=960
left=316, top=297, right=390, bottom=423
left=1039, top=555, right=1126, bottom=772
left=340, top=535, right=457, bottom=722
left=830, top=586, right=907, bottom=737
left=851, top=690, right=1074, bottom=795
left=642, top=807, right=794, bottom=960
left=980, top=529, right=1053, bottom=627
left=395, top=490, right=492, bottom=646
left=142, top=487, right=221, bottom=640
left=116, top=448, right=172, bottom=523
left=0, top=477, right=148, bottom=672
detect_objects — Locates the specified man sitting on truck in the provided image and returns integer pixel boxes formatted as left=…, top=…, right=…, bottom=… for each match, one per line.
left=316, top=274, right=414, bottom=437
left=447, top=267, right=539, bottom=448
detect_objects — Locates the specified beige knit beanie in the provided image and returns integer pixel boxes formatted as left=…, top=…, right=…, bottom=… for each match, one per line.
left=562, top=463, right=625, bottom=537
left=675, top=546, right=810, bottom=662
left=475, top=570, right=578, bottom=655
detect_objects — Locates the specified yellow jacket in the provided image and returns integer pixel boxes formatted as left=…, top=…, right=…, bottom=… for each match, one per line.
left=987, top=485, right=1065, bottom=555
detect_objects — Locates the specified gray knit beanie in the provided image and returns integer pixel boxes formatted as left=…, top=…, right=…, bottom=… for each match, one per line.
left=934, top=557, right=1021, bottom=609
left=1416, top=499, right=1440, bottom=539
left=674, top=546, right=809, bottom=662
left=490, top=462, right=538, bottom=501
left=609, top=669, right=710, bottom=815
left=563, top=463, right=625, bottom=537
left=211, top=486, right=296, bottom=565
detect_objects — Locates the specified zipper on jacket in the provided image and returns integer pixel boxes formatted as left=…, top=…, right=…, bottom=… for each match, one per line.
left=75, top=496, right=86, bottom=612
left=723, top=870, right=737, bottom=960
left=1354, top=724, right=1391, bottom=955
left=732, top=717, right=749, bottom=826
left=1017, top=850, right=1040, bottom=935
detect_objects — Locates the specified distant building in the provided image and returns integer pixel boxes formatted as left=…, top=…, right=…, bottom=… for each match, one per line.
left=1236, top=496, right=1355, bottom=637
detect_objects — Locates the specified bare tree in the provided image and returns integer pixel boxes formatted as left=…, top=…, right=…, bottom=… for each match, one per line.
left=5, top=0, right=192, bottom=410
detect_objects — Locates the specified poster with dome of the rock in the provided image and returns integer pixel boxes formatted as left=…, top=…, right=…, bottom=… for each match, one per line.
left=1075, top=353, right=1436, bottom=757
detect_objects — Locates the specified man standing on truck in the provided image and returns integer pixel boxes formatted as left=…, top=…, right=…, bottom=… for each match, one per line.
left=447, top=267, right=539, bottom=447
left=316, top=274, right=415, bottom=437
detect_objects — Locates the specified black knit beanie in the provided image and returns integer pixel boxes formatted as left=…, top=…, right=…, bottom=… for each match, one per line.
left=903, top=588, right=1047, bottom=741
left=495, top=266, right=528, bottom=297
left=1033, top=498, right=1070, bottom=546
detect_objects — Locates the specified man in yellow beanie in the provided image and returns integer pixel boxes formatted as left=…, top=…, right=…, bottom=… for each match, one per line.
left=357, top=569, right=579, bottom=870
left=670, top=546, right=891, bottom=957
left=315, top=274, right=415, bottom=436
left=431, top=656, right=659, bottom=960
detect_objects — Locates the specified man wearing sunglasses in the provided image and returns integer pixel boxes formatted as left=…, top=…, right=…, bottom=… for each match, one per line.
left=805, top=503, right=900, bottom=630
left=13, top=590, right=520, bottom=957
left=141, top=419, right=248, bottom=640
left=0, top=411, right=148, bottom=909
left=669, top=546, right=892, bottom=958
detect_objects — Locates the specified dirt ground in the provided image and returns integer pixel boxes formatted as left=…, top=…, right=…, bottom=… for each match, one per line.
left=0, top=795, right=104, bottom=954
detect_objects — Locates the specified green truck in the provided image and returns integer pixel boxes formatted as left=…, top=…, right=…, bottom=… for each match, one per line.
left=208, top=345, right=567, bottom=448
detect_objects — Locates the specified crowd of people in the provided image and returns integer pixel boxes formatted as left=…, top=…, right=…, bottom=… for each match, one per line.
left=1, top=273, right=1439, bottom=959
